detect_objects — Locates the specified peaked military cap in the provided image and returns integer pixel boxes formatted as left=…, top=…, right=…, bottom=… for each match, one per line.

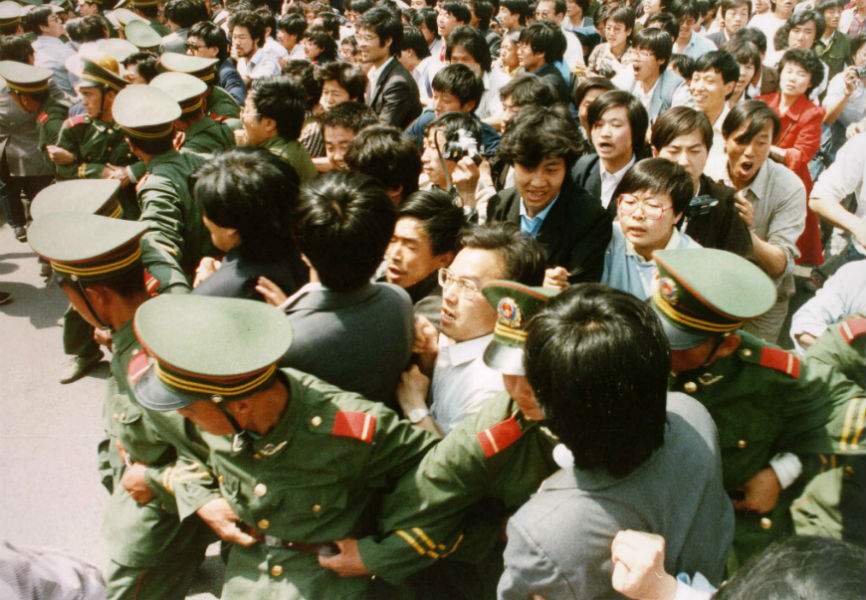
left=78, top=55, right=127, bottom=91
left=28, top=212, right=146, bottom=283
left=94, top=38, right=139, bottom=62
left=124, top=19, right=160, bottom=49
left=31, top=179, right=122, bottom=220
left=129, top=0, right=159, bottom=7
left=481, top=280, right=557, bottom=376
left=113, top=83, right=181, bottom=139
left=0, top=60, right=51, bottom=94
left=651, top=248, right=777, bottom=350
left=130, top=295, right=294, bottom=411
left=159, top=51, right=218, bottom=83
left=150, top=71, right=207, bottom=114
left=110, top=7, right=146, bottom=24
left=0, top=1, right=22, bottom=27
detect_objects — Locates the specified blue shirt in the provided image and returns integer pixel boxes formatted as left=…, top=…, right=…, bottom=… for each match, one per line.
left=678, top=33, right=717, bottom=59
left=519, top=195, right=559, bottom=238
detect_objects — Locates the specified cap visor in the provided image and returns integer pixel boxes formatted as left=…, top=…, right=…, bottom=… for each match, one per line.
left=133, top=366, right=201, bottom=411
left=483, top=341, right=525, bottom=376
left=652, top=304, right=711, bottom=350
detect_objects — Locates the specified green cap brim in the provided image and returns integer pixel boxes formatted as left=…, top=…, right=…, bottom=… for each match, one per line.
left=652, top=303, right=712, bottom=350
left=483, top=341, right=525, bottom=376
left=134, top=363, right=201, bottom=411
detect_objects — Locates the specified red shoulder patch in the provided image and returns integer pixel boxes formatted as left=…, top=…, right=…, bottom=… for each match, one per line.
left=143, top=270, right=160, bottom=297
left=37, top=112, right=48, bottom=124
left=837, top=317, right=866, bottom=344
left=64, top=115, right=87, bottom=127
left=127, top=349, right=151, bottom=385
left=477, top=416, right=523, bottom=458
left=209, top=112, right=227, bottom=122
left=332, top=411, right=376, bottom=444
left=759, top=347, right=800, bottom=379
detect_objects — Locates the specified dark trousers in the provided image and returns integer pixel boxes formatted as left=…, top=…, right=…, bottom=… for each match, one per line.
left=63, top=305, right=98, bottom=358
left=0, top=174, right=53, bottom=227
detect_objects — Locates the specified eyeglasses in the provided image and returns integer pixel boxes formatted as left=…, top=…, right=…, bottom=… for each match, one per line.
left=438, top=268, right=481, bottom=297
left=618, top=194, right=669, bottom=220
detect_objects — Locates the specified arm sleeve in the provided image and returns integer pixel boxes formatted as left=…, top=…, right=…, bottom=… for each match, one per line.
left=569, top=208, right=613, bottom=283
left=790, top=262, right=864, bottom=344
left=222, top=69, right=246, bottom=106
left=378, top=79, right=417, bottom=128
left=138, top=181, right=193, bottom=293
left=765, top=175, right=807, bottom=274
left=782, top=109, right=824, bottom=174
left=810, top=132, right=866, bottom=206
left=497, top=516, right=569, bottom=600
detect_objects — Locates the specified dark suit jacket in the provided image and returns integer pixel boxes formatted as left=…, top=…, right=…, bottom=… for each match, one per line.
left=571, top=152, right=603, bottom=205
left=192, top=248, right=305, bottom=300
left=486, top=179, right=612, bottom=283
left=534, top=62, right=571, bottom=105
left=368, top=57, right=422, bottom=129
left=682, top=176, right=753, bottom=257
left=218, top=58, right=246, bottom=106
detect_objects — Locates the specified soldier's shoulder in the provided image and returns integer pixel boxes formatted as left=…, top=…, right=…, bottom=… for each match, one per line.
left=834, top=315, right=866, bottom=345
left=463, top=393, right=532, bottom=459
left=63, top=114, right=89, bottom=128
left=737, top=333, right=801, bottom=379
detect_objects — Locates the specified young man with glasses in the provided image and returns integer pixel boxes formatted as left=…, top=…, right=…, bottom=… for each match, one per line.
left=186, top=20, right=245, bottom=105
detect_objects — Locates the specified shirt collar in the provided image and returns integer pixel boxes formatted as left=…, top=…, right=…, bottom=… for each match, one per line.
left=601, top=155, right=636, bottom=179
left=438, top=333, right=494, bottom=367
left=519, top=194, right=559, bottom=222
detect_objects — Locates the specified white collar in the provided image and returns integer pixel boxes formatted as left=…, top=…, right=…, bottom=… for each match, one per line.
left=438, top=333, right=494, bottom=366
left=601, top=155, right=635, bottom=179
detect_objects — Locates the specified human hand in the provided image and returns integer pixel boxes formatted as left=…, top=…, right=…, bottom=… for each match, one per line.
left=47, top=145, right=75, bottom=165
left=452, top=156, right=481, bottom=206
left=318, top=538, right=371, bottom=577
left=93, top=327, right=113, bottom=350
left=193, top=256, right=222, bottom=288
left=255, top=276, right=288, bottom=307
left=412, top=315, right=439, bottom=356
left=611, top=530, right=678, bottom=600
left=121, top=463, right=155, bottom=505
left=396, top=365, right=430, bottom=416
left=195, top=497, right=257, bottom=547
left=732, top=467, right=781, bottom=514
left=543, top=266, right=569, bottom=291
left=734, top=190, right=755, bottom=229
left=844, top=67, right=860, bottom=96
left=795, top=332, right=817, bottom=350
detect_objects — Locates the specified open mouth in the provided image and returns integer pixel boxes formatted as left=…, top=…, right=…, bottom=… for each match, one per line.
left=441, top=307, right=456, bottom=323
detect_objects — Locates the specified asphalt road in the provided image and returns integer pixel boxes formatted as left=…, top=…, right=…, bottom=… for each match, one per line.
left=0, top=221, right=222, bottom=598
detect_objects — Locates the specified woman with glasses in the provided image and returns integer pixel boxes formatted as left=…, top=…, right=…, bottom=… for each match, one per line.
left=601, top=158, right=700, bottom=300
left=587, top=5, right=635, bottom=78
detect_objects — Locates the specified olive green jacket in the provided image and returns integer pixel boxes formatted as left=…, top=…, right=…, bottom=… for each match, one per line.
left=260, top=135, right=317, bottom=183
left=55, top=115, right=135, bottom=180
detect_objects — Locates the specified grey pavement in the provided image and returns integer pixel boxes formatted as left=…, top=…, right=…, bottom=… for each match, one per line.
left=0, top=222, right=222, bottom=598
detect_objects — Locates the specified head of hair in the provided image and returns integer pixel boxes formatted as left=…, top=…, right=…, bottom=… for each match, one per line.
left=194, top=147, right=300, bottom=261
left=632, top=27, right=674, bottom=70
left=250, top=75, right=306, bottom=139
left=719, top=0, right=751, bottom=18
left=253, top=5, right=277, bottom=35
left=672, top=0, right=702, bottom=21
left=500, top=72, right=560, bottom=108
left=722, top=99, right=780, bottom=142
left=775, top=9, right=825, bottom=50
left=163, top=0, right=207, bottom=28
left=692, top=49, right=740, bottom=84
left=127, top=134, right=174, bottom=156
left=349, top=0, right=375, bottom=14
left=645, top=12, right=680, bottom=41
left=446, top=24, right=492, bottom=72
left=440, top=1, right=471, bottom=23
left=460, top=222, right=546, bottom=284
left=0, top=35, right=33, bottom=62
left=652, top=105, right=713, bottom=151
left=398, top=188, right=465, bottom=256
left=777, top=47, right=825, bottom=94
left=276, top=12, right=306, bottom=38
left=313, top=10, right=341, bottom=38
left=723, top=38, right=762, bottom=75
left=816, top=0, right=845, bottom=12
left=852, top=33, right=866, bottom=57
left=587, top=89, right=649, bottom=154
left=122, top=51, right=159, bottom=82
left=427, top=112, right=484, bottom=155
left=471, top=0, right=494, bottom=30
left=402, top=25, right=430, bottom=58
left=65, top=15, right=109, bottom=43
left=730, top=25, right=766, bottom=54
left=315, top=61, right=366, bottom=101
left=525, top=283, right=670, bottom=477
left=518, top=21, right=567, bottom=64
left=412, top=7, right=439, bottom=40
left=601, top=4, right=636, bottom=33
left=668, top=54, right=695, bottom=80
left=345, top=125, right=421, bottom=199
left=303, top=26, right=338, bottom=62
left=319, top=100, right=379, bottom=133
left=500, top=0, right=532, bottom=24
left=294, top=171, right=396, bottom=291
left=358, top=6, right=403, bottom=55
left=282, top=59, right=321, bottom=110
left=23, top=6, right=52, bottom=36
left=431, top=63, right=484, bottom=109
left=75, top=264, right=146, bottom=298
left=498, top=105, right=582, bottom=169
left=188, top=21, right=228, bottom=61
left=573, top=76, right=616, bottom=111
left=229, top=10, right=265, bottom=47
left=612, top=157, right=694, bottom=214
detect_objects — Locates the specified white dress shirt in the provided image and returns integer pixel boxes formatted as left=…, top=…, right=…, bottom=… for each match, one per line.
left=600, top=155, right=635, bottom=209
left=33, top=35, right=75, bottom=98
left=236, top=47, right=281, bottom=81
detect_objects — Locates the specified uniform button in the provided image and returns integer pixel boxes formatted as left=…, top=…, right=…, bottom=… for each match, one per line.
left=312, top=503, right=322, bottom=513
left=311, top=416, right=322, bottom=427
left=253, top=453, right=263, bottom=460
left=217, top=475, right=224, bottom=484
left=844, top=465, right=855, bottom=477
left=737, top=439, right=748, bottom=449
left=760, top=517, right=772, bottom=530
left=740, top=349, right=753, bottom=358
left=270, top=565, right=283, bottom=577
left=254, top=483, right=267, bottom=497
left=683, top=381, right=698, bottom=394
left=257, top=518, right=270, bottom=530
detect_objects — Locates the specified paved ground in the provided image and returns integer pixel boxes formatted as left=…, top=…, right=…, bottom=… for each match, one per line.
left=0, top=221, right=222, bottom=598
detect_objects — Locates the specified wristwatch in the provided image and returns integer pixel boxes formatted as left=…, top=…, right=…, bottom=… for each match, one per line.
left=407, top=407, right=430, bottom=424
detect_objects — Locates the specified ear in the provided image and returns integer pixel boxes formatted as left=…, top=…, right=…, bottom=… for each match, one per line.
left=463, top=99, right=478, bottom=113
left=651, top=147, right=659, bottom=157
left=261, top=115, right=278, bottom=136
left=715, top=333, right=742, bottom=358
left=723, top=80, right=736, bottom=97
left=432, top=251, right=455, bottom=269
left=83, top=284, right=112, bottom=314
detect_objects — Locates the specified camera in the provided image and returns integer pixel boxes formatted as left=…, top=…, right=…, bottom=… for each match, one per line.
left=441, top=128, right=482, bottom=164
left=685, top=194, right=719, bottom=218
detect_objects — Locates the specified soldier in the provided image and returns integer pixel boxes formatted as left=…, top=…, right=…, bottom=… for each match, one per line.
left=0, top=0, right=24, bottom=35
left=652, top=247, right=866, bottom=565
left=321, top=280, right=562, bottom=598
left=149, top=71, right=235, bottom=155
left=128, top=293, right=438, bottom=598
left=112, top=83, right=216, bottom=293
left=158, top=51, right=241, bottom=122
left=123, top=18, right=162, bottom=52
left=27, top=210, right=215, bottom=600
left=127, top=0, right=169, bottom=36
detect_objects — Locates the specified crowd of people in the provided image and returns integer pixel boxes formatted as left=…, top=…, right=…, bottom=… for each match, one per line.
left=2, top=0, right=866, bottom=596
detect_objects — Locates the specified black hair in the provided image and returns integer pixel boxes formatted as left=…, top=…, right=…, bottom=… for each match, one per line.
left=398, top=188, right=465, bottom=256
left=275, top=12, right=306, bottom=38
left=471, top=0, right=494, bottom=30
left=0, top=35, right=33, bottom=62
left=851, top=33, right=866, bottom=58
left=304, top=26, right=338, bottom=63
left=127, top=134, right=174, bottom=156
left=163, top=0, right=207, bottom=28
left=189, top=21, right=228, bottom=61
left=632, top=27, right=674, bottom=70
left=777, top=47, right=825, bottom=94
left=294, top=171, right=396, bottom=292
left=498, top=105, right=581, bottom=169
left=122, top=51, right=159, bottom=82
left=500, top=0, right=532, bottom=25
left=573, top=75, right=616, bottom=110
left=402, top=25, right=430, bottom=58
left=730, top=26, right=766, bottom=54
left=611, top=157, right=694, bottom=214
left=432, top=63, right=484, bottom=109
left=446, top=24, right=492, bottom=72
left=601, top=4, right=636, bottom=33
left=460, top=222, right=546, bottom=284
left=358, top=5, right=403, bottom=55
left=775, top=9, right=825, bottom=51
left=319, top=100, right=379, bottom=132
left=346, top=125, right=421, bottom=199
left=313, top=10, right=341, bottom=39
left=315, top=61, right=366, bottom=101
left=668, top=54, right=696, bottom=80
left=194, top=147, right=300, bottom=262
left=23, top=6, right=52, bottom=36
left=651, top=105, right=713, bottom=151
left=816, top=0, right=845, bottom=12
left=723, top=38, right=762, bottom=76
left=349, top=0, right=374, bottom=14
left=722, top=99, right=781, bottom=142
left=229, top=10, right=265, bottom=47
left=587, top=89, right=649, bottom=154
left=250, top=76, right=306, bottom=140
left=692, top=49, right=740, bottom=84
left=412, top=8, right=439, bottom=40
left=673, top=0, right=702, bottom=21
left=518, top=21, right=567, bottom=64
left=645, top=12, right=680, bottom=41
left=525, top=283, right=670, bottom=477
left=440, top=1, right=471, bottom=24
left=500, top=72, right=559, bottom=108
left=719, top=0, right=751, bottom=18
left=426, top=111, right=484, bottom=159
left=73, top=264, right=146, bottom=298
left=253, top=5, right=277, bottom=36
left=282, top=59, right=321, bottom=110
left=65, top=15, right=109, bottom=42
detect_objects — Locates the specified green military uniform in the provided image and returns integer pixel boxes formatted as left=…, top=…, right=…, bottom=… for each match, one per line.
left=261, top=135, right=317, bottom=184
left=815, top=30, right=851, bottom=81
left=357, top=281, right=560, bottom=597
left=112, top=84, right=217, bottom=293
left=158, top=52, right=241, bottom=122
left=0, top=61, right=69, bottom=155
left=27, top=211, right=216, bottom=600
left=36, top=94, right=69, bottom=151
left=653, top=248, right=866, bottom=564
left=129, top=294, right=438, bottom=599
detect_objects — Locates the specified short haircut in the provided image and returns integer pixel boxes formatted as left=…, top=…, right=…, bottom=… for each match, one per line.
left=816, top=0, right=845, bottom=12
left=632, top=27, right=674, bottom=71
left=668, top=54, right=696, bottom=80
left=0, top=35, right=34, bottom=63
left=602, top=5, right=636, bottom=32
left=402, top=25, right=430, bottom=59
left=319, top=100, right=378, bottom=133
left=315, top=61, right=366, bottom=101
left=189, top=21, right=229, bottom=61
left=730, top=26, right=766, bottom=54
left=398, top=188, right=465, bottom=256
left=426, top=112, right=483, bottom=155
left=313, top=10, right=341, bottom=39
left=573, top=76, right=616, bottom=109
left=672, top=0, right=702, bottom=21
left=250, top=76, right=306, bottom=140
left=721, top=99, right=780, bottom=143
left=498, top=105, right=582, bottom=169
left=194, top=147, right=300, bottom=261
left=229, top=10, right=265, bottom=47
left=23, top=6, right=52, bottom=36
left=70, top=264, right=146, bottom=298
left=692, top=49, right=740, bottom=84
left=777, top=48, right=825, bottom=94
left=500, top=0, right=533, bottom=25
left=440, top=1, right=471, bottom=23
left=432, top=63, right=484, bottom=109
left=518, top=21, right=567, bottom=64
left=460, top=222, right=546, bottom=285
left=358, top=6, right=403, bottom=55
left=775, top=9, right=825, bottom=51
left=163, top=0, right=207, bottom=28
left=412, top=8, right=439, bottom=40
left=345, top=125, right=421, bottom=198
left=525, top=284, right=669, bottom=477
left=294, top=172, right=396, bottom=292
left=446, top=24, right=492, bottom=73
left=851, top=33, right=866, bottom=58
left=122, top=51, right=159, bottom=82
left=652, top=106, right=713, bottom=151
left=612, top=157, right=694, bottom=214
left=304, top=26, right=338, bottom=62
left=253, top=6, right=276, bottom=36
left=719, top=0, right=751, bottom=18
left=127, top=133, right=174, bottom=156
left=349, top=0, right=374, bottom=14
left=723, top=38, right=761, bottom=75
left=500, top=72, right=559, bottom=108
left=587, top=90, right=649, bottom=155
left=282, top=59, right=321, bottom=110
left=276, top=12, right=307, bottom=37
left=471, top=0, right=494, bottom=30
left=537, top=0, right=567, bottom=15
left=645, top=12, right=680, bottom=41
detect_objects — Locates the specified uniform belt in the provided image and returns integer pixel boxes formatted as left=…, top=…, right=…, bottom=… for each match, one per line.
left=255, top=533, right=338, bottom=557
